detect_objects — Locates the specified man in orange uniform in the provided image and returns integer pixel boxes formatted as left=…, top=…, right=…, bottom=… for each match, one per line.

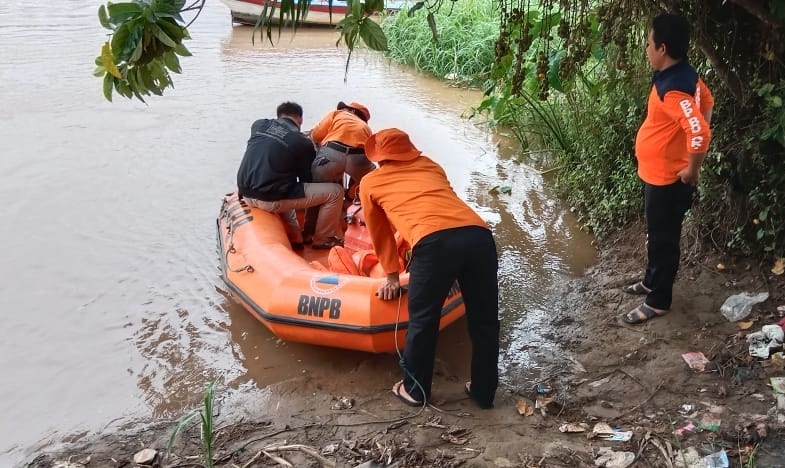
left=359, top=128, right=500, bottom=409
left=304, top=101, right=375, bottom=248
left=620, top=13, right=713, bottom=324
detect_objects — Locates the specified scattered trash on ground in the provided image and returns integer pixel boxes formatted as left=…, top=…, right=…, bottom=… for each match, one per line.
left=682, top=352, right=711, bottom=371
left=331, top=396, right=354, bottom=410
left=674, top=421, right=697, bottom=436
left=440, top=426, right=470, bottom=445
left=515, top=397, right=534, bottom=417
left=697, top=411, right=721, bottom=432
left=720, top=291, right=769, bottom=322
left=52, top=457, right=91, bottom=468
left=747, top=324, right=784, bottom=358
left=589, top=376, right=612, bottom=388
left=772, top=376, right=785, bottom=394
left=535, top=383, right=552, bottom=394
left=559, top=422, right=589, bottom=433
left=674, top=447, right=729, bottom=468
left=133, top=448, right=157, bottom=465
left=535, top=395, right=562, bottom=416
left=594, top=447, right=635, bottom=467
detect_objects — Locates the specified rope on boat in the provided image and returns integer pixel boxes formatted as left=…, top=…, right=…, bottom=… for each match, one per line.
left=222, top=196, right=254, bottom=274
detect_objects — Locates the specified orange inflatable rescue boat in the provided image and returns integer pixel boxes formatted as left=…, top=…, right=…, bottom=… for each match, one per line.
left=216, top=193, right=465, bottom=353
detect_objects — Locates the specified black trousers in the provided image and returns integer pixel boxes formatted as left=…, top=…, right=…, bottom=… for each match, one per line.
left=642, top=181, right=694, bottom=310
left=401, top=226, right=500, bottom=407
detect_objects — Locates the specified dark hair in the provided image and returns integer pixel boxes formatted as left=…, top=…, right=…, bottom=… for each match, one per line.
left=652, top=13, right=690, bottom=60
left=276, top=101, right=303, bottom=118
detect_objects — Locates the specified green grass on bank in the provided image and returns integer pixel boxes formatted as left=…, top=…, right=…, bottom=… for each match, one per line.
left=381, top=0, right=498, bottom=85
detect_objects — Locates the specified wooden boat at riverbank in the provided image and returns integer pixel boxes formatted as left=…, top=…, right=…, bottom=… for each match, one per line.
left=216, top=192, right=464, bottom=353
left=221, top=0, right=404, bottom=26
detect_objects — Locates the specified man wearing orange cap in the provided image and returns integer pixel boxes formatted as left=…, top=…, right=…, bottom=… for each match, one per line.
left=359, top=128, right=500, bottom=409
left=303, top=101, right=375, bottom=248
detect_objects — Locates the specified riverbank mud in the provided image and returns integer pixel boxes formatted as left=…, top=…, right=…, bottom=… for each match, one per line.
left=27, top=221, right=785, bottom=467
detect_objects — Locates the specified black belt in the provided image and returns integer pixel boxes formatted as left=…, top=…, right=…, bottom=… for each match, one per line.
left=326, top=141, right=365, bottom=155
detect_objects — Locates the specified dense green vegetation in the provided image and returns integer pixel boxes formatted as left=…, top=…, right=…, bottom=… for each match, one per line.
left=383, top=0, right=785, bottom=260
left=381, top=0, right=498, bottom=85
left=93, top=0, right=784, bottom=260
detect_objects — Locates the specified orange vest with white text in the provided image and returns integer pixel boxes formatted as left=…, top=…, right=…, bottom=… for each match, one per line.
left=634, top=60, right=714, bottom=186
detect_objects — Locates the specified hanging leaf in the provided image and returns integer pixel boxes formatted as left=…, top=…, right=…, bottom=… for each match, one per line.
left=106, top=2, right=144, bottom=24
left=98, top=5, right=111, bottom=29
left=364, top=0, right=383, bottom=15
left=162, top=51, right=181, bottom=73
left=157, top=19, right=185, bottom=42
left=174, top=43, right=192, bottom=57
left=101, top=42, right=124, bottom=79
left=150, top=23, right=177, bottom=48
left=358, top=18, right=388, bottom=51
left=102, top=73, right=114, bottom=101
left=350, top=0, right=362, bottom=19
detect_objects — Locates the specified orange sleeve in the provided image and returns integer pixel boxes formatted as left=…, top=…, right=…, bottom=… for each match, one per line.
left=359, top=177, right=400, bottom=274
left=662, top=91, right=712, bottom=154
left=697, top=78, right=713, bottom=113
left=309, top=111, right=335, bottom=145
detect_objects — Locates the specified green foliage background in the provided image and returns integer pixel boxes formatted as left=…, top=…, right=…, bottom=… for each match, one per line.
left=381, top=0, right=498, bottom=85
left=384, top=0, right=785, bottom=259
left=95, top=0, right=785, bottom=259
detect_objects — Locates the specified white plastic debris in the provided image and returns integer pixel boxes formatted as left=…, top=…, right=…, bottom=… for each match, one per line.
left=720, top=292, right=769, bottom=321
left=675, top=448, right=729, bottom=468
left=747, top=324, right=785, bottom=358
left=133, top=448, right=158, bottom=465
left=594, top=447, right=635, bottom=467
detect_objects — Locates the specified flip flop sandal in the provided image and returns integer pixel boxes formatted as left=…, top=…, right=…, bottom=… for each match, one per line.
left=619, top=304, right=668, bottom=325
left=392, top=381, right=423, bottom=407
left=622, top=281, right=651, bottom=295
left=464, top=382, right=493, bottom=409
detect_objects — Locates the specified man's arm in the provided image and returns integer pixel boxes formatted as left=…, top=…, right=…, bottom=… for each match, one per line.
left=359, top=178, right=402, bottom=300
left=292, top=135, right=316, bottom=183
left=664, top=91, right=712, bottom=185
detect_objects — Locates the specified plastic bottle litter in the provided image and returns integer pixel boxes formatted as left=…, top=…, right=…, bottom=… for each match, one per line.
left=720, top=291, right=769, bottom=322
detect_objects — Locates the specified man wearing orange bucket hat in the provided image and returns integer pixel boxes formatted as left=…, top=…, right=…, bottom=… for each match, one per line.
left=359, top=128, right=500, bottom=409
left=304, top=101, right=376, bottom=247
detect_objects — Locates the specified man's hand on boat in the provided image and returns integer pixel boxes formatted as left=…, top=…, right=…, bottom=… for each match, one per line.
left=376, top=272, right=402, bottom=300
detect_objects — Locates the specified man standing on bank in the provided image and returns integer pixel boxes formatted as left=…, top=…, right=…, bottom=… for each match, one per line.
left=359, top=128, right=500, bottom=409
left=620, top=13, right=713, bottom=324
left=236, top=101, right=344, bottom=250
left=303, top=101, right=375, bottom=245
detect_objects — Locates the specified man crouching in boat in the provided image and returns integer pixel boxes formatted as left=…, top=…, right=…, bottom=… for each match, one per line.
left=236, top=102, right=345, bottom=250
left=303, top=101, right=375, bottom=245
left=359, top=128, right=500, bottom=409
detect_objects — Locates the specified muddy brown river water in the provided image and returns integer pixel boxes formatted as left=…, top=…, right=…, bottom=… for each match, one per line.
left=0, top=1, right=595, bottom=465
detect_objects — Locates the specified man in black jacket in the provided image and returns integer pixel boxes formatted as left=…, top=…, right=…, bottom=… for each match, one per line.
left=237, top=102, right=344, bottom=249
